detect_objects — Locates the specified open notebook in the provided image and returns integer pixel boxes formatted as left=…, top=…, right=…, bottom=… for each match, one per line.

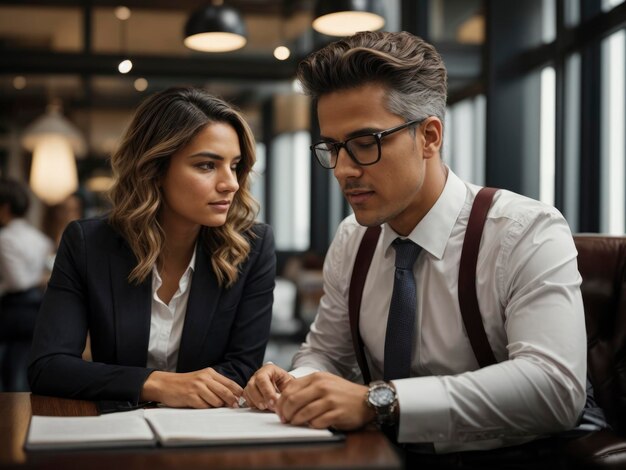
left=25, top=407, right=342, bottom=451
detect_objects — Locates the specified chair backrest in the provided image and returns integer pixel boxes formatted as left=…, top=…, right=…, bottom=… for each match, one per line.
left=574, top=235, right=626, bottom=434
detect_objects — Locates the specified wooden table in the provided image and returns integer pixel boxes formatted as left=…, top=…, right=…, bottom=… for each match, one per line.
left=0, top=393, right=402, bottom=469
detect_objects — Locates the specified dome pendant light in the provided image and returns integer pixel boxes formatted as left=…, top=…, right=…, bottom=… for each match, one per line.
left=184, top=3, right=247, bottom=53
left=22, top=103, right=85, bottom=205
left=312, top=0, right=385, bottom=37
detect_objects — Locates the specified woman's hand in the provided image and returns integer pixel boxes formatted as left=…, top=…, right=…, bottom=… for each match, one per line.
left=141, top=368, right=243, bottom=408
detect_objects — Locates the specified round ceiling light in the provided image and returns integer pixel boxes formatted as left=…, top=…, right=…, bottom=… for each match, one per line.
left=184, top=5, right=247, bottom=53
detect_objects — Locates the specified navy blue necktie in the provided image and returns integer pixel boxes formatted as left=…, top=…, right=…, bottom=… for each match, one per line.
left=384, top=238, right=422, bottom=381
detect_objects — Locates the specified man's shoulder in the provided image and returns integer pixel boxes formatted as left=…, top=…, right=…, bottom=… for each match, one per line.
left=482, top=187, right=565, bottom=227
left=465, top=185, right=573, bottom=255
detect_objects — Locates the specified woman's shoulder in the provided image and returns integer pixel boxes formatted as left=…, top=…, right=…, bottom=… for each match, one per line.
left=64, top=216, right=122, bottom=246
left=248, top=222, right=272, bottom=238
left=244, top=223, right=275, bottom=259
left=247, top=222, right=274, bottom=247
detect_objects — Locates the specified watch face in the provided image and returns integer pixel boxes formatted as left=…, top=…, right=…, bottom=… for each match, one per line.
left=370, top=386, right=395, bottom=407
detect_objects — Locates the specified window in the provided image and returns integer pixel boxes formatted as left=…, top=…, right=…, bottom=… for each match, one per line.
left=540, top=66, right=556, bottom=206
left=445, top=95, right=486, bottom=185
left=563, top=0, right=580, bottom=27
left=600, top=30, right=626, bottom=234
left=603, top=0, right=626, bottom=12
left=271, top=131, right=311, bottom=250
left=542, top=0, right=556, bottom=44
left=563, top=53, right=581, bottom=231
left=250, top=142, right=266, bottom=222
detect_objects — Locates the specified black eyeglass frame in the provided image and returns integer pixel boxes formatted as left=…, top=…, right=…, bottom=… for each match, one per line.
left=310, top=118, right=425, bottom=169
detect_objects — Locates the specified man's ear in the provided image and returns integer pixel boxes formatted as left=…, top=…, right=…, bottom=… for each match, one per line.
left=420, top=117, right=443, bottom=160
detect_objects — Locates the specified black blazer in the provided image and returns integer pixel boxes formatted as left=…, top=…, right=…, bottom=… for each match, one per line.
left=28, top=218, right=275, bottom=404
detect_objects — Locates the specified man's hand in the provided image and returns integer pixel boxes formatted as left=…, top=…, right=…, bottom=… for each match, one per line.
left=141, top=368, right=243, bottom=408
left=243, top=363, right=294, bottom=411
left=275, top=372, right=376, bottom=431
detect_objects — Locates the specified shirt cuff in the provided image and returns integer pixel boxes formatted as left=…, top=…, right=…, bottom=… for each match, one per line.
left=289, top=366, right=320, bottom=378
left=392, top=376, right=452, bottom=443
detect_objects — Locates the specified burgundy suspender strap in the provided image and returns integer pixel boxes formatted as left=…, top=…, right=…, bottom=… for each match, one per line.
left=348, top=186, right=499, bottom=382
left=458, top=186, right=499, bottom=368
left=348, top=225, right=381, bottom=384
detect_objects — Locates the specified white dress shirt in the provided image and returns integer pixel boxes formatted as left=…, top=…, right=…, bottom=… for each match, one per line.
left=291, top=168, right=586, bottom=453
left=0, top=218, right=52, bottom=296
left=146, top=249, right=196, bottom=372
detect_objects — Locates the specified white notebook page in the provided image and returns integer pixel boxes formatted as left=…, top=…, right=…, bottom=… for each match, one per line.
left=144, top=407, right=337, bottom=446
left=26, top=410, right=155, bottom=450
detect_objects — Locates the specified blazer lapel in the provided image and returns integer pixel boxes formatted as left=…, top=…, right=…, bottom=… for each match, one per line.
left=177, top=244, right=222, bottom=371
left=109, top=237, right=152, bottom=367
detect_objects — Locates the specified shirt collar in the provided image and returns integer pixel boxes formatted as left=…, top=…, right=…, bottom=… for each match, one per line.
left=152, top=244, right=197, bottom=293
left=178, top=246, right=197, bottom=292
left=381, top=166, right=467, bottom=260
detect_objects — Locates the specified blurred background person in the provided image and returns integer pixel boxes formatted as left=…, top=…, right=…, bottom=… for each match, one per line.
left=42, top=193, right=84, bottom=250
left=0, top=178, right=53, bottom=391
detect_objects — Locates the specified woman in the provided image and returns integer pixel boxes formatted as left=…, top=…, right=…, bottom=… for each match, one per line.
left=28, top=87, right=275, bottom=408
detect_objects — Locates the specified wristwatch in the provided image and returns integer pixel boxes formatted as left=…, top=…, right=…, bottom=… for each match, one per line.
left=366, top=381, right=398, bottom=426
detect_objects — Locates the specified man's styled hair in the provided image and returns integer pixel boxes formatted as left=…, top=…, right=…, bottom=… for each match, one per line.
left=0, top=178, right=30, bottom=217
left=296, top=31, right=448, bottom=125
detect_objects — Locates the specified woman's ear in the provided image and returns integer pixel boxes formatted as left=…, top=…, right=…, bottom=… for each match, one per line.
left=420, top=117, right=443, bottom=160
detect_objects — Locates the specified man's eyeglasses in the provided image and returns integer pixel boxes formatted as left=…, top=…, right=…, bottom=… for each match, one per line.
left=310, top=119, right=424, bottom=169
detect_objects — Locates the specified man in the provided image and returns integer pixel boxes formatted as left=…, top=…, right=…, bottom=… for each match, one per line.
left=0, top=178, right=52, bottom=391
left=244, top=31, right=586, bottom=459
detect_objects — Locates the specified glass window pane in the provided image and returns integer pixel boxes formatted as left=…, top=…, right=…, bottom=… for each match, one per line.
left=602, top=0, right=626, bottom=12
left=381, top=0, right=401, bottom=32
left=564, top=0, right=580, bottom=27
left=563, top=53, right=581, bottom=232
left=445, top=94, right=486, bottom=185
left=600, top=30, right=626, bottom=234
left=520, top=70, right=543, bottom=199
left=540, top=66, right=556, bottom=206
left=542, top=0, right=556, bottom=43
left=251, top=142, right=266, bottom=223
left=271, top=131, right=311, bottom=250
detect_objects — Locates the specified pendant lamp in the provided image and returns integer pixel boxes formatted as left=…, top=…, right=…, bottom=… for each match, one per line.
left=184, top=4, right=247, bottom=52
left=22, top=103, right=85, bottom=205
left=312, top=0, right=385, bottom=37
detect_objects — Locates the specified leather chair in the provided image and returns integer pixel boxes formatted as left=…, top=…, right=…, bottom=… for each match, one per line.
left=561, top=235, right=626, bottom=468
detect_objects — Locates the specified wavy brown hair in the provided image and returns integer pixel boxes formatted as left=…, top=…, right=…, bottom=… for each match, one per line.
left=108, top=87, right=258, bottom=287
